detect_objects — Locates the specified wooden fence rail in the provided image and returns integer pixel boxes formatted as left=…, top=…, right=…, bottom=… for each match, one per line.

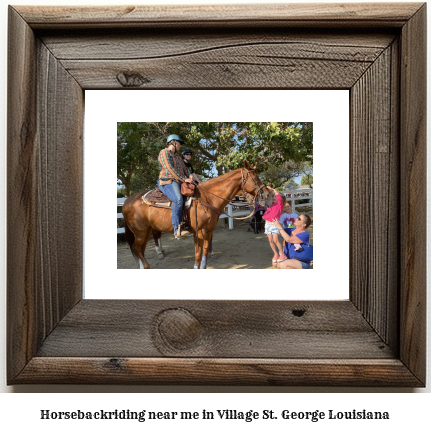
left=117, top=188, right=313, bottom=234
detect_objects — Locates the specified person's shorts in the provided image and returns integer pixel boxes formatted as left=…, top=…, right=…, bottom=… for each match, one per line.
left=264, top=221, right=280, bottom=235
left=297, top=260, right=311, bottom=269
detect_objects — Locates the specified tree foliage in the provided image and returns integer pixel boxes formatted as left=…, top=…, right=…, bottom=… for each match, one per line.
left=117, top=122, right=313, bottom=196
left=260, top=161, right=307, bottom=190
left=301, top=173, right=314, bottom=188
left=217, top=122, right=313, bottom=173
left=117, top=122, right=169, bottom=196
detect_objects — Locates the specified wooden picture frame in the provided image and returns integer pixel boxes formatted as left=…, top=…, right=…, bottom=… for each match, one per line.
left=7, top=3, right=426, bottom=386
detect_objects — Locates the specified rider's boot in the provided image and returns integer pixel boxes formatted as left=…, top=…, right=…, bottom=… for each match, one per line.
left=175, top=224, right=190, bottom=239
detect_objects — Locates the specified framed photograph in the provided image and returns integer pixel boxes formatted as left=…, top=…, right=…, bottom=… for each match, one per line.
left=7, top=4, right=426, bottom=386
left=88, top=90, right=348, bottom=300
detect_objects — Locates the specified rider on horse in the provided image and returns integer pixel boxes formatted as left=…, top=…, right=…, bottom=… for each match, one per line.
left=157, top=134, right=194, bottom=239
left=182, top=148, right=200, bottom=184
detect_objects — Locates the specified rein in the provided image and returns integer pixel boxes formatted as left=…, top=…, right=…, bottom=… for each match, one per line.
left=195, top=168, right=265, bottom=220
left=192, top=167, right=264, bottom=260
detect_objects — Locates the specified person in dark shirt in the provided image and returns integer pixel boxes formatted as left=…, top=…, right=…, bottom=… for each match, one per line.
left=248, top=203, right=266, bottom=234
left=182, top=148, right=200, bottom=183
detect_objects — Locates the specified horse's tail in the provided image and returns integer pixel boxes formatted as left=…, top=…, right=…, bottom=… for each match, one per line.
left=123, top=219, right=139, bottom=263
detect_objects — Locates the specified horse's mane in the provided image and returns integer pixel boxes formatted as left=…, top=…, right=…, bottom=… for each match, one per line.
left=199, top=167, right=241, bottom=187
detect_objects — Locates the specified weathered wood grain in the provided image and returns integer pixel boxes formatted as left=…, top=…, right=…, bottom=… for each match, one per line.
left=41, top=31, right=395, bottom=60
left=399, top=3, right=427, bottom=385
left=16, top=358, right=423, bottom=386
left=17, top=3, right=423, bottom=29
left=387, top=38, right=401, bottom=352
left=7, top=3, right=426, bottom=386
left=39, top=31, right=396, bottom=89
left=7, top=6, right=83, bottom=383
left=7, top=6, right=38, bottom=382
left=36, top=300, right=394, bottom=359
left=35, top=40, right=84, bottom=335
left=350, top=46, right=398, bottom=346
left=59, top=57, right=372, bottom=89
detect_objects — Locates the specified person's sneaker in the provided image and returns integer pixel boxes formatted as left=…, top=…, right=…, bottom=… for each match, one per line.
left=272, top=253, right=280, bottom=263
left=277, top=254, right=287, bottom=262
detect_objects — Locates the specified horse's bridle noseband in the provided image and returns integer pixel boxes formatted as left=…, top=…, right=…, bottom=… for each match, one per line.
left=240, top=168, right=266, bottom=203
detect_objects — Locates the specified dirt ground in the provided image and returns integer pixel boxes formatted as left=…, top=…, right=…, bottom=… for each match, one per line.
left=117, top=210, right=313, bottom=269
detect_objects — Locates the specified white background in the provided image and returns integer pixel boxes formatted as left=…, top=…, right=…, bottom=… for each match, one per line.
left=0, top=0, right=430, bottom=423
left=85, top=90, right=349, bottom=300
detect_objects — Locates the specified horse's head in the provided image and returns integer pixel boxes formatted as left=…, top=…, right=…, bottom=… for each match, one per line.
left=242, top=161, right=270, bottom=203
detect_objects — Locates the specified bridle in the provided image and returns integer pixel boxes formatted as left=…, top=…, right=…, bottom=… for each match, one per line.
left=240, top=168, right=266, bottom=204
left=196, top=167, right=266, bottom=209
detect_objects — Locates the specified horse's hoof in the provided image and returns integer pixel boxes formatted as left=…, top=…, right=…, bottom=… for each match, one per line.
left=157, top=253, right=165, bottom=259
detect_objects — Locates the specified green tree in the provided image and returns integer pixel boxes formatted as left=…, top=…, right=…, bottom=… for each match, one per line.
left=260, top=161, right=306, bottom=189
left=216, top=122, right=313, bottom=172
left=117, top=185, right=125, bottom=198
left=117, top=122, right=169, bottom=196
left=171, top=122, right=313, bottom=176
left=117, top=122, right=313, bottom=196
left=285, top=179, right=299, bottom=189
left=301, top=173, right=313, bottom=188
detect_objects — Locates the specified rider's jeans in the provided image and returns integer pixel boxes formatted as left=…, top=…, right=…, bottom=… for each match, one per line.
left=158, top=180, right=183, bottom=230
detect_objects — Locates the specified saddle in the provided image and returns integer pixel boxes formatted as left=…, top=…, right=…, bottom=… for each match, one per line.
left=142, top=187, right=193, bottom=225
left=142, top=185, right=222, bottom=223
left=142, top=187, right=193, bottom=207
left=142, top=187, right=171, bottom=205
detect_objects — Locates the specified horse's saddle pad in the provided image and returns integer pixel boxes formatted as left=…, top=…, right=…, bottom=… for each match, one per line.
left=142, top=188, right=171, bottom=205
left=142, top=189, right=192, bottom=209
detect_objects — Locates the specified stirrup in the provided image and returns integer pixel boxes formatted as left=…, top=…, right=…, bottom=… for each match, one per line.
left=176, top=225, right=190, bottom=239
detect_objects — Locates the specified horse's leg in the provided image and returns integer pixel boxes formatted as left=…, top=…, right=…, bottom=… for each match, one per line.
left=134, top=228, right=153, bottom=269
left=193, top=234, right=205, bottom=269
left=208, top=231, right=217, bottom=259
left=194, top=231, right=212, bottom=269
left=152, top=230, right=164, bottom=259
left=200, top=235, right=213, bottom=269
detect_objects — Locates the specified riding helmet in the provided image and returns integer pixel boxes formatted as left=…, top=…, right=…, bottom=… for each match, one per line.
left=167, top=134, right=184, bottom=144
left=182, top=148, right=193, bottom=155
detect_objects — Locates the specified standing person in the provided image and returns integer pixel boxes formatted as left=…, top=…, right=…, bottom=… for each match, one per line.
left=279, top=200, right=302, bottom=253
left=248, top=202, right=266, bottom=233
left=182, top=148, right=200, bottom=184
left=280, top=201, right=298, bottom=230
left=262, top=186, right=287, bottom=263
left=157, top=134, right=193, bottom=239
left=271, top=215, right=313, bottom=269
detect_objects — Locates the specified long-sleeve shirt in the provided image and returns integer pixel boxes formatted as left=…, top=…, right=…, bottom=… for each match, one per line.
left=263, top=194, right=284, bottom=222
left=253, top=204, right=265, bottom=215
left=158, top=149, right=190, bottom=183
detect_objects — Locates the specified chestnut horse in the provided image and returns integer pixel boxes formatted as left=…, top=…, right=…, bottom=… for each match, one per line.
left=122, top=161, right=268, bottom=269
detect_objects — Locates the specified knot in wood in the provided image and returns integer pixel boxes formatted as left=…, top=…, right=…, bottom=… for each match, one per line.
left=292, top=308, right=306, bottom=317
left=155, top=308, right=203, bottom=351
left=108, top=358, right=123, bottom=369
left=116, top=71, right=150, bottom=87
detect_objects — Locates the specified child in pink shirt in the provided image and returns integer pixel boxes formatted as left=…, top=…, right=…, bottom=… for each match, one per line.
left=263, top=186, right=287, bottom=263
